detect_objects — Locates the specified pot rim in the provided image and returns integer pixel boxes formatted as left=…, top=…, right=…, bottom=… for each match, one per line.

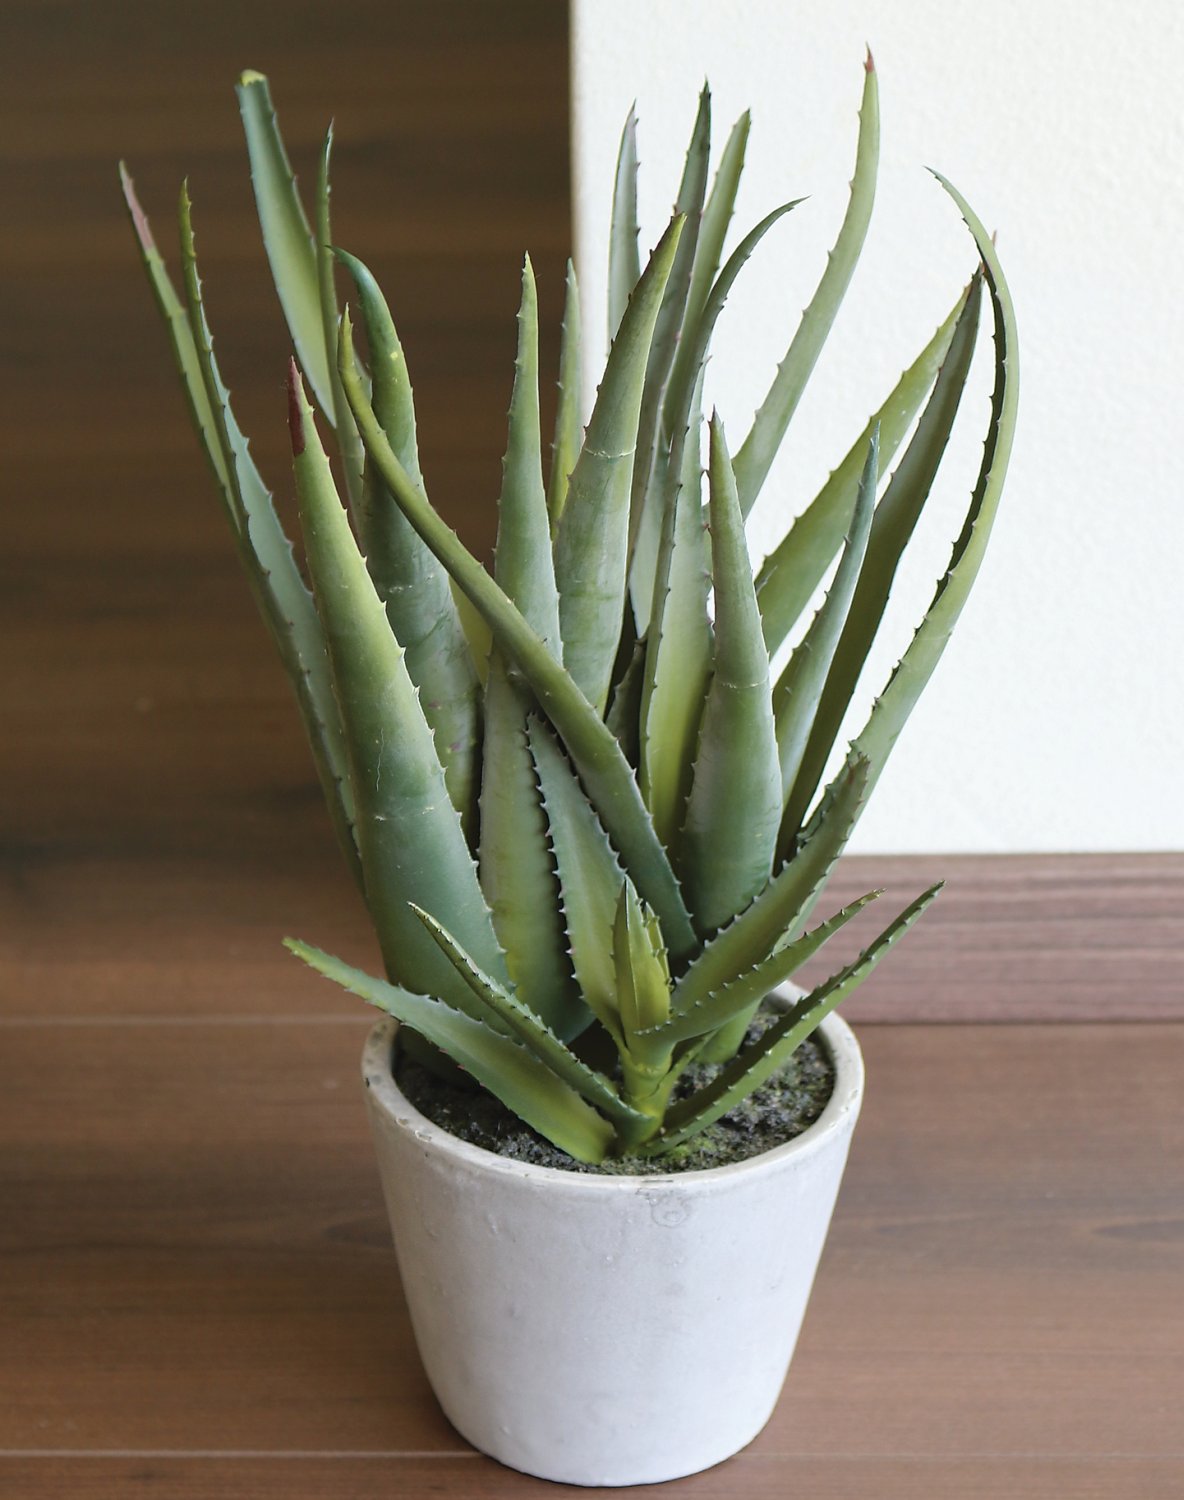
left=362, top=988, right=863, bottom=1192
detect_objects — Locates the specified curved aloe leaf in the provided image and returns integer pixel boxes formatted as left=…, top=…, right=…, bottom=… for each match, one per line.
left=643, top=882, right=942, bottom=1153
left=638, top=388, right=711, bottom=847
left=314, top=126, right=365, bottom=518
left=554, top=215, right=685, bottom=714
left=679, top=417, right=782, bottom=934
left=529, top=719, right=627, bottom=1047
left=774, top=429, right=877, bottom=823
left=410, top=905, right=645, bottom=1132
left=287, top=363, right=507, bottom=1007
left=733, top=55, right=879, bottom=516
left=335, top=249, right=422, bottom=489
left=755, top=282, right=970, bottom=655
left=135, top=175, right=360, bottom=884
left=845, top=177, right=1018, bottom=798
left=286, top=939, right=614, bottom=1164
left=336, top=248, right=479, bottom=834
left=643, top=890, right=880, bottom=1047
left=784, top=274, right=983, bottom=838
left=338, top=314, right=694, bottom=953
left=608, top=105, right=641, bottom=345
left=548, top=259, right=583, bottom=534
left=236, top=71, right=333, bottom=416
left=673, top=755, right=869, bottom=1015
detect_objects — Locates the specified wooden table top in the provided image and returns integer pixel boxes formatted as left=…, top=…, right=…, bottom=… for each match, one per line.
left=2, top=3, right=1181, bottom=1496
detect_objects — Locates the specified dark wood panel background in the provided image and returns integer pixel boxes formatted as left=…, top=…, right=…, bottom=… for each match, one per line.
left=0, top=0, right=571, bottom=1000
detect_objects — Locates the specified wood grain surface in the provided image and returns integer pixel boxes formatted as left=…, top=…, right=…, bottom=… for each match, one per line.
left=2, top=1022, right=1181, bottom=1494
left=2, top=2, right=1181, bottom=1497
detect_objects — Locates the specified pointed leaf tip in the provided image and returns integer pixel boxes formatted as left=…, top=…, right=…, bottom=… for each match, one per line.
left=286, top=358, right=306, bottom=455
left=865, top=45, right=875, bottom=73
left=118, top=162, right=156, bottom=253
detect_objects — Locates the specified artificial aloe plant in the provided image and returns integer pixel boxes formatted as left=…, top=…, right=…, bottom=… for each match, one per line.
left=122, top=60, right=1016, bottom=1165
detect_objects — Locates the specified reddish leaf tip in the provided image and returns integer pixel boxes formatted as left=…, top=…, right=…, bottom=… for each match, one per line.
left=286, top=358, right=306, bottom=456
left=865, top=45, right=876, bottom=73
left=119, top=163, right=157, bottom=254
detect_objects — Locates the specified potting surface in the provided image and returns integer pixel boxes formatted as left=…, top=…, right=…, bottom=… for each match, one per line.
left=3, top=2, right=1182, bottom=1496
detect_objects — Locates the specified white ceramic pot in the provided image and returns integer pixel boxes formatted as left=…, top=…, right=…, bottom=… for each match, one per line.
left=361, top=1003, right=864, bottom=1487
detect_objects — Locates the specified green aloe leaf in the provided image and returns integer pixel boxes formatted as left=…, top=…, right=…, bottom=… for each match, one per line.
left=554, top=214, right=685, bottom=714
left=612, top=884, right=672, bottom=1040
left=631, top=197, right=802, bottom=635
left=605, top=632, right=647, bottom=768
left=643, top=890, right=880, bottom=1046
left=627, top=90, right=712, bottom=613
left=236, top=70, right=334, bottom=416
left=477, top=266, right=582, bottom=1037
left=338, top=310, right=694, bottom=954
left=411, top=905, right=645, bottom=1132
left=479, top=663, right=585, bottom=1039
left=334, top=249, right=423, bottom=489
left=844, top=177, right=1018, bottom=804
left=774, top=429, right=877, bottom=825
left=755, top=281, right=971, bottom=656
left=314, top=127, right=365, bottom=518
left=287, top=362, right=507, bottom=1008
left=672, top=109, right=751, bottom=395
left=336, top=248, right=480, bottom=834
left=286, top=939, right=614, bottom=1164
left=733, top=55, right=879, bottom=517
left=673, top=755, right=870, bottom=1015
left=679, top=416, right=782, bottom=934
left=548, top=259, right=583, bottom=534
left=493, top=256, right=563, bottom=660
left=643, top=882, right=943, bottom=1153
left=662, top=199, right=803, bottom=499
left=130, top=172, right=360, bottom=884
left=608, top=105, right=641, bottom=344
left=638, top=387, right=711, bottom=847
left=120, top=167, right=234, bottom=506
left=528, top=719, right=627, bottom=1046
left=784, top=274, right=983, bottom=839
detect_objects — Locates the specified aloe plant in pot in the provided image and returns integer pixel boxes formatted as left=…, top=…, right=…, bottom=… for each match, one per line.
left=122, top=55, right=1016, bottom=1487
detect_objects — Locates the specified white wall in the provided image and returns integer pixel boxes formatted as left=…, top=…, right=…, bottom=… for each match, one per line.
left=571, top=0, right=1184, bottom=853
